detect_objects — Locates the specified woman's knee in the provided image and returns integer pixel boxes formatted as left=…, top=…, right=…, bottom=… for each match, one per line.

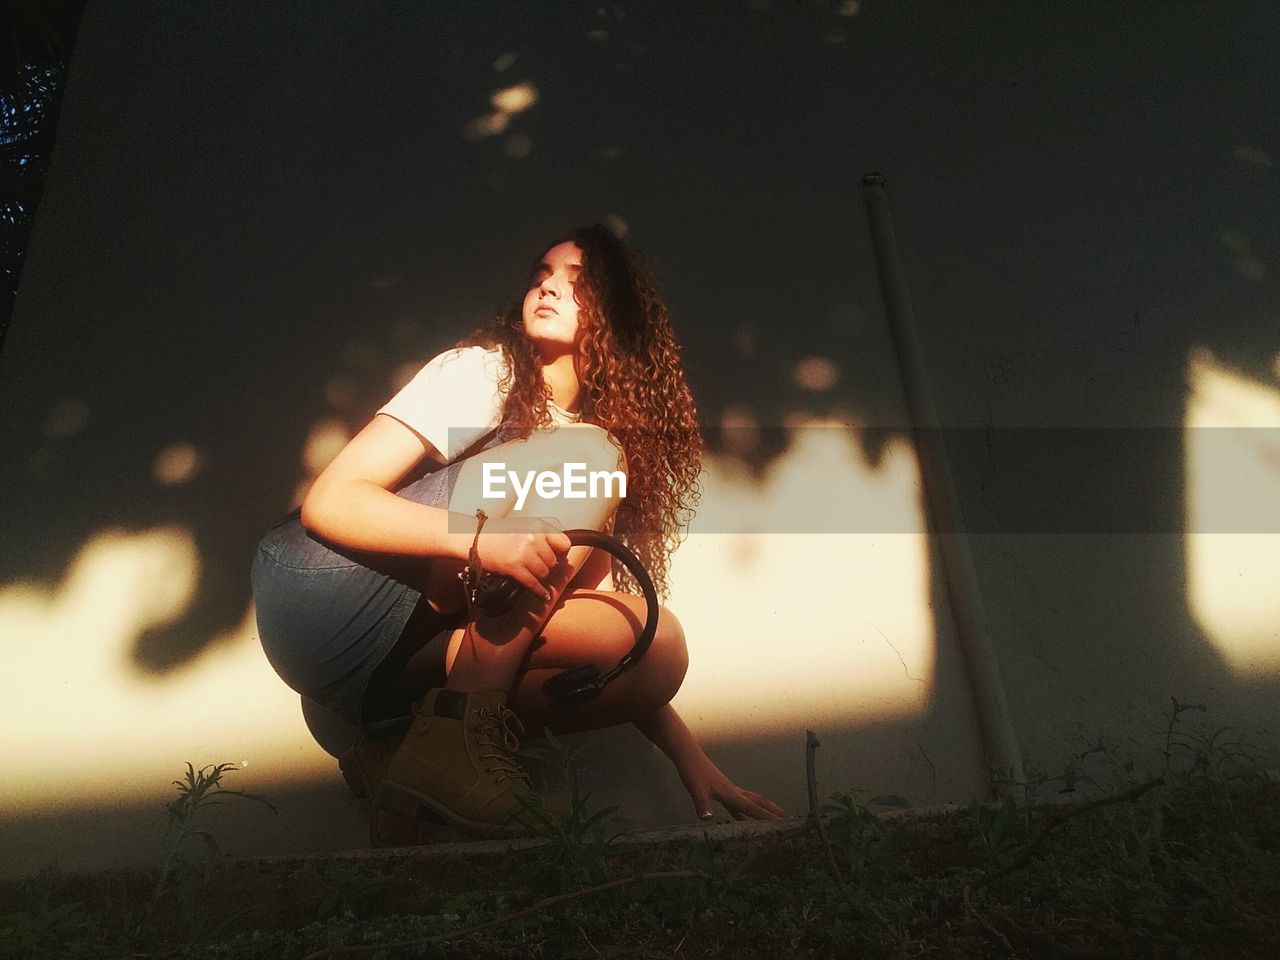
left=509, top=602, right=687, bottom=729
left=636, top=605, right=688, bottom=705
left=531, top=599, right=685, bottom=694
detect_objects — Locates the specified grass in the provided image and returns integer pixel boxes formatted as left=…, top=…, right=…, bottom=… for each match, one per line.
left=2, top=703, right=1277, bottom=959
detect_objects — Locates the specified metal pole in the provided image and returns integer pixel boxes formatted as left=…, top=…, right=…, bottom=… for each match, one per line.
left=862, top=173, right=1024, bottom=795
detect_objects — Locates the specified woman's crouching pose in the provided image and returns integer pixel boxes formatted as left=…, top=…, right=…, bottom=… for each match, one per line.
left=251, top=225, right=786, bottom=839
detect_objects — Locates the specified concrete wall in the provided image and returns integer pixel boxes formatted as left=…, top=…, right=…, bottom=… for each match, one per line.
left=1, top=0, right=1276, bottom=878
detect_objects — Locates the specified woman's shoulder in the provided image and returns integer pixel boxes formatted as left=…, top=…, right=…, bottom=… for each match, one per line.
left=424, top=342, right=505, bottom=372
left=377, top=342, right=509, bottom=462
left=401, top=344, right=506, bottom=394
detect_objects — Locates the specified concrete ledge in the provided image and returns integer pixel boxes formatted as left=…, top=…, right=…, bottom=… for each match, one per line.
left=235, top=796, right=1089, bottom=869
left=244, top=815, right=814, bottom=867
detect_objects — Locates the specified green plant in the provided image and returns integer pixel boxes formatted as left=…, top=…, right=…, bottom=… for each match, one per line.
left=820, top=789, right=900, bottom=882
left=0, top=867, right=94, bottom=960
left=991, top=757, right=1063, bottom=839
left=306, top=864, right=389, bottom=923
left=1168, top=715, right=1261, bottom=786
left=511, top=729, right=623, bottom=892
left=3, top=699, right=1272, bottom=960
left=967, top=794, right=1020, bottom=867
left=142, top=762, right=276, bottom=932
left=641, top=829, right=752, bottom=930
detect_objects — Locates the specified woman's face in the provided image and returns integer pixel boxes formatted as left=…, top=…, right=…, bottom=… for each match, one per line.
left=521, top=241, right=584, bottom=357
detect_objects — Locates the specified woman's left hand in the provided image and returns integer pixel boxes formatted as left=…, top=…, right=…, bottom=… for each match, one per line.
left=675, top=749, right=789, bottom=822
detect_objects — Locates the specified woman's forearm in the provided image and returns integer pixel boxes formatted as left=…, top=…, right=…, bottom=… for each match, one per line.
left=301, top=476, right=473, bottom=561
left=297, top=412, right=478, bottom=560
left=633, top=701, right=706, bottom=770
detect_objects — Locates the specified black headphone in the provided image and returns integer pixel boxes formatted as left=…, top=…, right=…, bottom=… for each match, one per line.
left=468, top=529, right=659, bottom=710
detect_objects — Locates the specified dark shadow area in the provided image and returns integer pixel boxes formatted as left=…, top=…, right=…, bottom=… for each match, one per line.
left=1, top=0, right=1278, bottom=874
left=0, top=0, right=86, bottom=353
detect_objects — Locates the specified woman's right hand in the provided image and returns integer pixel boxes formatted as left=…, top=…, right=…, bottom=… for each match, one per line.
left=472, top=514, right=573, bottom=597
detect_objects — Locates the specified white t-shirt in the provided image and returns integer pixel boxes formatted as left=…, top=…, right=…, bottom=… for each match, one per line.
left=377, top=345, right=582, bottom=462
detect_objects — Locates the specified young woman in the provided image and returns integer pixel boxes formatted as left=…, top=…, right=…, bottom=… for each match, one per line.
left=251, top=224, right=786, bottom=838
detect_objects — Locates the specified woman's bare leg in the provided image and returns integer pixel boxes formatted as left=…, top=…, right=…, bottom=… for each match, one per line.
left=442, top=590, right=689, bottom=738
left=389, top=422, right=689, bottom=733
left=419, top=424, right=626, bottom=696
left=374, top=423, right=689, bottom=835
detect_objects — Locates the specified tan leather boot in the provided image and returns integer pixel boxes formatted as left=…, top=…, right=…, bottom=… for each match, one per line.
left=338, top=736, right=399, bottom=800
left=375, top=687, right=540, bottom=838
left=339, top=736, right=465, bottom=845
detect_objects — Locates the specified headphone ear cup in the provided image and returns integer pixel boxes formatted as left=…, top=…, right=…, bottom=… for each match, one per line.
left=555, top=684, right=604, bottom=710
left=541, top=663, right=600, bottom=700
left=474, top=574, right=525, bottom=617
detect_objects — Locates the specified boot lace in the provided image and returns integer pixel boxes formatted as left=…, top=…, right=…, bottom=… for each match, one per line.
left=475, top=703, right=533, bottom=786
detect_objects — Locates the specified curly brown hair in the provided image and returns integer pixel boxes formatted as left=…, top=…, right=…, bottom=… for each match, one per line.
left=453, top=225, right=702, bottom=599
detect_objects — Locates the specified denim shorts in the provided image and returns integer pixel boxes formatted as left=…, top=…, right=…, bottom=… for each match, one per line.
left=250, top=437, right=496, bottom=732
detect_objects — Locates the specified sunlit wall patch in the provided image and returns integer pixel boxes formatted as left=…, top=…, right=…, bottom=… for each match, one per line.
left=665, top=417, right=936, bottom=739
left=152, top=443, right=203, bottom=486
left=463, top=81, right=540, bottom=143
left=1184, top=347, right=1280, bottom=676
left=292, top=418, right=352, bottom=508
left=0, top=525, right=334, bottom=816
